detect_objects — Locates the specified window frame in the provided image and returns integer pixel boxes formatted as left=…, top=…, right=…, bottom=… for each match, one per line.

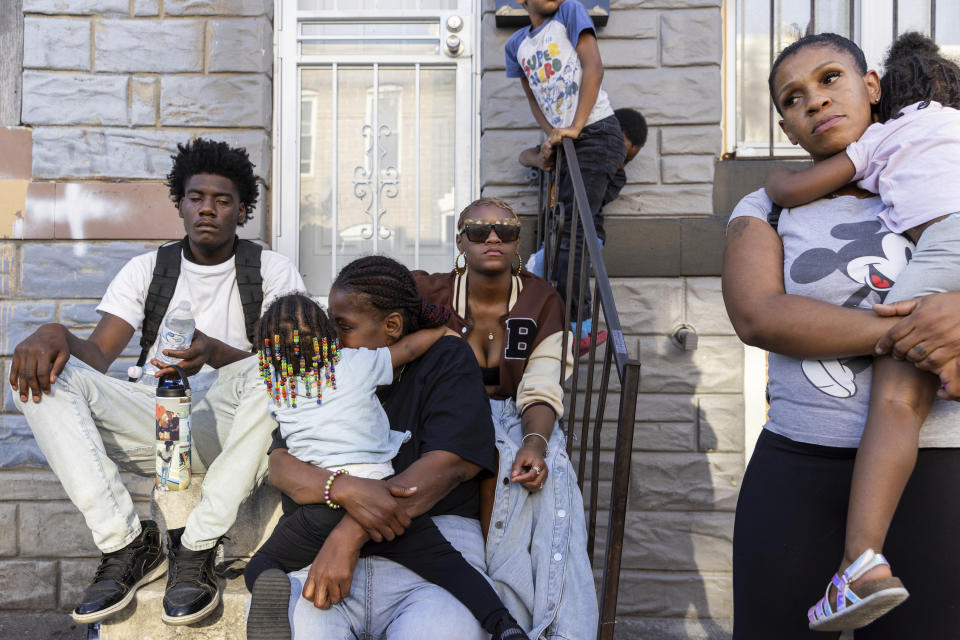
left=723, top=0, right=958, bottom=158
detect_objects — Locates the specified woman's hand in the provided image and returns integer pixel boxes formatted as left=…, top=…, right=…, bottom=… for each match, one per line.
left=511, top=444, right=548, bottom=493
left=873, top=292, right=960, bottom=373
left=331, top=475, right=417, bottom=542
left=301, top=522, right=363, bottom=609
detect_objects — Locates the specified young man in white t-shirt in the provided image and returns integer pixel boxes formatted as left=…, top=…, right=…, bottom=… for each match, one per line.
left=10, top=138, right=305, bottom=626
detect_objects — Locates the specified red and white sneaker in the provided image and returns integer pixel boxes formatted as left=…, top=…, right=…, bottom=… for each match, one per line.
left=577, top=331, right=607, bottom=357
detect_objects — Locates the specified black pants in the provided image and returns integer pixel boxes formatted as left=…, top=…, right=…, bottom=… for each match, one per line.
left=733, top=429, right=960, bottom=639
left=245, top=502, right=507, bottom=631
left=555, top=114, right=625, bottom=321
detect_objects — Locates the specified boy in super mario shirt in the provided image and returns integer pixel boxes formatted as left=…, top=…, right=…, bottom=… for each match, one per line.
left=505, top=0, right=625, bottom=348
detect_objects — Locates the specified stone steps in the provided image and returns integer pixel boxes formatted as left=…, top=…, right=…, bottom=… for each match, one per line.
left=95, top=477, right=282, bottom=640
left=98, top=575, right=248, bottom=640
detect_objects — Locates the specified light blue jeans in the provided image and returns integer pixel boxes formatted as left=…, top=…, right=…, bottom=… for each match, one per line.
left=486, top=398, right=599, bottom=640
left=286, top=515, right=488, bottom=640
left=14, top=355, right=275, bottom=552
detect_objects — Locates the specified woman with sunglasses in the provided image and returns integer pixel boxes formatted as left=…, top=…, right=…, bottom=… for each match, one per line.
left=415, top=197, right=598, bottom=639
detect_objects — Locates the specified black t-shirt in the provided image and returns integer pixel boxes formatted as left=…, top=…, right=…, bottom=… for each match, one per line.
left=269, top=335, right=496, bottom=519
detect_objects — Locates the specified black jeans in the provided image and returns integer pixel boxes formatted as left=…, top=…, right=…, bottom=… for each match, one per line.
left=554, top=114, right=626, bottom=322
left=733, top=429, right=960, bottom=639
left=244, top=502, right=507, bottom=632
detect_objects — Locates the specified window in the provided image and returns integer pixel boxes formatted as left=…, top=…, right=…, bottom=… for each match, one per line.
left=300, top=93, right=317, bottom=176
left=725, top=0, right=960, bottom=157
left=274, top=0, right=476, bottom=294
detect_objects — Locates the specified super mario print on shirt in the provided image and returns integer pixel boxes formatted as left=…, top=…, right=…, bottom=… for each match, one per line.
left=505, top=0, right=613, bottom=129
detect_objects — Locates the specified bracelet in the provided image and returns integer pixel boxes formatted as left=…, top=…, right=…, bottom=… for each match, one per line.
left=324, top=469, right=350, bottom=510
left=521, top=432, right=549, bottom=457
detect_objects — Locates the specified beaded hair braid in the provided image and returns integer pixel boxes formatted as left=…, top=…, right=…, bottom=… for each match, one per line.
left=332, top=255, right=451, bottom=334
left=255, top=292, right=341, bottom=408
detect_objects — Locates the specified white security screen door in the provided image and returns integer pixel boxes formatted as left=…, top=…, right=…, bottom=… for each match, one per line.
left=276, top=0, right=477, bottom=294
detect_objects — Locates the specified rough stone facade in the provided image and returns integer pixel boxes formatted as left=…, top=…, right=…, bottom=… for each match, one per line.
left=0, top=0, right=274, bottom=637
left=481, top=1, right=733, bottom=637
left=1, top=1, right=738, bottom=638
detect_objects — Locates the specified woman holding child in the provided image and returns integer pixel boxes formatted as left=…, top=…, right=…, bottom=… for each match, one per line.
left=724, top=33, right=960, bottom=638
left=263, top=256, right=507, bottom=639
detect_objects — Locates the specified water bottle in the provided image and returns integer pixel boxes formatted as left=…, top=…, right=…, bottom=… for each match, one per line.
left=142, top=301, right=196, bottom=380
left=155, top=365, right=192, bottom=491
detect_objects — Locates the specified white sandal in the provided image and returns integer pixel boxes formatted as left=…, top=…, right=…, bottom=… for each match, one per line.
left=807, top=549, right=909, bottom=632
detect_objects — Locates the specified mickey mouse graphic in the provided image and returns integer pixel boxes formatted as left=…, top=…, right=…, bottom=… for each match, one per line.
left=790, top=221, right=913, bottom=398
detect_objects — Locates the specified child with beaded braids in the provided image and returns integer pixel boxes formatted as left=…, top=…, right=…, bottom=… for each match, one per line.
left=245, top=292, right=529, bottom=640
left=764, top=33, right=960, bottom=631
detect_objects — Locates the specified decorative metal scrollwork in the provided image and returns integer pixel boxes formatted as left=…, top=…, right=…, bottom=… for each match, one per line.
left=352, top=123, right=399, bottom=240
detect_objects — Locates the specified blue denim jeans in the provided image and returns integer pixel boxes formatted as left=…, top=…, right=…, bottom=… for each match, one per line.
left=555, top=114, right=626, bottom=321
left=486, top=398, right=598, bottom=640
left=286, top=515, right=489, bottom=640
left=14, top=355, right=275, bottom=552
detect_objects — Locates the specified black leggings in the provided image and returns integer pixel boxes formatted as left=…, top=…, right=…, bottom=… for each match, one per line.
left=244, top=503, right=509, bottom=632
left=733, top=429, right=960, bottom=639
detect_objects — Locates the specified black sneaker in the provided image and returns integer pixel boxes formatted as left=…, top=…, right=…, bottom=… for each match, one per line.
left=71, top=520, right=167, bottom=623
left=246, top=568, right=292, bottom=640
left=161, top=527, right=223, bottom=626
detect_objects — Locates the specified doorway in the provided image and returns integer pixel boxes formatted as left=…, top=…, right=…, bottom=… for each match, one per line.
left=275, top=0, right=477, bottom=294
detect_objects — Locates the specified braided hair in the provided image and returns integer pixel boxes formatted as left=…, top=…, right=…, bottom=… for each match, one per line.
left=876, top=32, right=960, bottom=122
left=255, top=293, right=342, bottom=407
left=332, top=256, right=451, bottom=335
left=456, top=197, right=519, bottom=229
left=255, top=292, right=338, bottom=374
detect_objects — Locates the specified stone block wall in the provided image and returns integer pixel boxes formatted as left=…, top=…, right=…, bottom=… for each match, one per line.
left=1, top=0, right=741, bottom=637
left=0, top=0, right=274, bottom=631
left=480, top=1, right=736, bottom=637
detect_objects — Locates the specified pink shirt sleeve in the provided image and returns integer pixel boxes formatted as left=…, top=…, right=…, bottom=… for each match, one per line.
left=844, top=120, right=887, bottom=186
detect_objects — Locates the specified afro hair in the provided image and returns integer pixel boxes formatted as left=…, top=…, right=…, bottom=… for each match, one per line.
left=166, top=138, right=259, bottom=225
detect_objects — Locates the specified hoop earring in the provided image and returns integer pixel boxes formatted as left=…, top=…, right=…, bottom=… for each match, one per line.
left=454, top=251, right=466, bottom=276
left=513, top=253, right=523, bottom=276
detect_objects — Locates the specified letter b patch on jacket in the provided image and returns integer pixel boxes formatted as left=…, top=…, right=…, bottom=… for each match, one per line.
left=505, top=318, right=538, bottom=359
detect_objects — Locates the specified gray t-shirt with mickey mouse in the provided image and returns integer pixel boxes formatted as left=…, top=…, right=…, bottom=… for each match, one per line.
left=730, top=188, right=959, bottom=448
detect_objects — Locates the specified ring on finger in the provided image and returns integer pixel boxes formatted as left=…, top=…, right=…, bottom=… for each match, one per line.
left=538, top=482, right=544, bottom=490
left=532, top=465, right=543, bottom=475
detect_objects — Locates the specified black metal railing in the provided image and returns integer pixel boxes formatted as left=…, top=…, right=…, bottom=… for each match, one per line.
left=536, top=138, right=642, bottom=640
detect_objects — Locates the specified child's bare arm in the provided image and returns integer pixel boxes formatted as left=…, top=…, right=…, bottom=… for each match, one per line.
left=521, top=77, right=554, bottom=136
left=547, top=31, right=603, bottom=147
left=764, top=152, right=857, bottom=207
left=387, top=326, right=455, bottom=368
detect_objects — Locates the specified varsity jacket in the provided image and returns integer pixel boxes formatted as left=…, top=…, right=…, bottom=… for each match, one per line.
left=414, top=270, right=573, bottom=416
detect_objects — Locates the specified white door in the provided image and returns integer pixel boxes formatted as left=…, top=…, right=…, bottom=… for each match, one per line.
left=276, top=0, right=477, bottom=294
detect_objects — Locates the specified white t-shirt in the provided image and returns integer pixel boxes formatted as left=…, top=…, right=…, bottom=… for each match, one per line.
left=846, top=100, right=960, bottom=233
left=97, top=246, right=305, bottom=374
left=269, top=346, right=410, bottom=469
left=504, top=0, right=614, bottom=129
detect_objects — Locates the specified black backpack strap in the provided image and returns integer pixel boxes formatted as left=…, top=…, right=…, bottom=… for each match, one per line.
left=132, top=239, right=184, bottom=380
left=235, top=239, right=264, bottom=346
left=768, top=204, right=784, bottom=232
